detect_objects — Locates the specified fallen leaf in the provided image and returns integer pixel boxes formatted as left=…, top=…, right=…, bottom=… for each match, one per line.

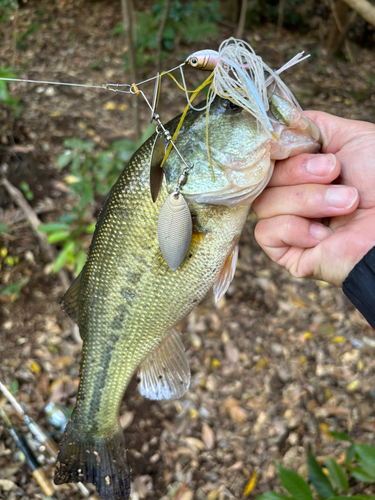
left=120, top=411, right=134, bottom=429
left=202, top=423, right=215, bottom=450
left=229, top=405, right=248, bottom=425
left=184, top=437, right=206, bottom=451
left=0, top=479, right=17, bottom=491
left=243, top=471, right=257, bottom=496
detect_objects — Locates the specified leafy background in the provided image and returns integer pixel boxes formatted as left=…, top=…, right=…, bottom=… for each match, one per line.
left=0, top=0, right=374, bottom=499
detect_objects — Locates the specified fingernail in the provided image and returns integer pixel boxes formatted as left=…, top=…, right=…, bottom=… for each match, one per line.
left=326, top=186, right=358, bottom=208
left=306, top=154, right=336, bottom=176
left=310, top=223, right=332, bottom=241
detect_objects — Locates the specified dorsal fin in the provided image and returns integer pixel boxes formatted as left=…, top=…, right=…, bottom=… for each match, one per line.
left=213, top=244, right=238, bottom=302
left=137, top=329, right=190, bottom=400
left=60, top=274, right=81, bottom=324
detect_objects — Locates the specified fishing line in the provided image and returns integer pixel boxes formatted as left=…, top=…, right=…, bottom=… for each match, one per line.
left=0, top=62, right=186, bottom=94
left=0, top=77, right=106, bottom=90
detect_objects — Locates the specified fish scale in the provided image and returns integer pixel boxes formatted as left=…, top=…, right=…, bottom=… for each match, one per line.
left=70, top=128, right=248, bottom=425
left=54, top=95, right=321, bottom=500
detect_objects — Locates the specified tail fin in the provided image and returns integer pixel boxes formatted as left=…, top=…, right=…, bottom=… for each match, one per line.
left=54, top=422, right=130, bottom=500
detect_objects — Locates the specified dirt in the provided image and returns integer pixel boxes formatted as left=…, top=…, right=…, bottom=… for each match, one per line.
left=0, top=1, right=375, bottom=499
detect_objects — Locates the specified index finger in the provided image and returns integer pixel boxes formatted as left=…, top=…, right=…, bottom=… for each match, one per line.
left=268, top=152, right=340, bottom=188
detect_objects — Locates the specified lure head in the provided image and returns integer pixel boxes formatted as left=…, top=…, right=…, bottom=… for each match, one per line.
left=163, top=95, right=321, bottom=207
left=185, top=49, right=220, bottom=71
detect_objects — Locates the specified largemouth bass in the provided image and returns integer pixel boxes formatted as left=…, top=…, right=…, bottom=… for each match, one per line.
left=54, top=94, right=321, bottom=500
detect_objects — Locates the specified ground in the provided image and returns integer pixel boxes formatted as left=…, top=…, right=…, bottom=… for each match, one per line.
left=0, top=1, right=375, bottom=500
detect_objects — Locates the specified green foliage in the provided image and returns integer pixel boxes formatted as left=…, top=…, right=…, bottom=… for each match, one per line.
left=0, top=66, right=22, bottom=116
left=246, top=0, right=317, bottom=33
left=39, top=126, right=154, bottom=275
left=116, top=0, right=221, bottom=67
left=19, top=181, right=34, bottom=201
left=257, top=439, right=375, bottom=500
left=0, top=0, right=17, bottom=22
left=0, top=277, right=29, bottom=301
left=9, top=379, right=19, bottom=395
left=0, top=222, right=10, bottom=234
left=307, top=448, right=335, bottom=498
left=14, top=20, right=42, bottom=51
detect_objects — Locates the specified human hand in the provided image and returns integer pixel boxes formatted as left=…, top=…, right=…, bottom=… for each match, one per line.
left=253, top=111, right=375, bottom=287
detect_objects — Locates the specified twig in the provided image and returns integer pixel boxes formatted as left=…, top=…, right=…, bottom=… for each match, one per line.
left=156, top=0, right=171, bottom=73
left=341, top=0, right=375, bottom=26
left=334, top=10, right=358, bottom=50
left=1, top=176, right=70, bottom=290
left=277, top=0, right=286, bottom=36
left=236, top=0, right=248, bottom=39
left=328, top=0, right=354, bottom=62
left=11, top=2, right=19, bottom=67
left=121, top=0, right=141, bottom=140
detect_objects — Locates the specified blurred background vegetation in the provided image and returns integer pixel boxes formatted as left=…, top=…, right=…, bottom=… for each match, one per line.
left=0, top=1, right=375, bottom=499
left=0, top=0, right=374, bottom=281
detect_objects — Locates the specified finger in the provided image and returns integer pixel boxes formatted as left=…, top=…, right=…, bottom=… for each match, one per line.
left=253, top=184, right=359, bottom=220
left=254, top=215, right=331, bottom=264
left=303, top=110, right=374, bottom=154
left=268, top=153, right=340, bottom=188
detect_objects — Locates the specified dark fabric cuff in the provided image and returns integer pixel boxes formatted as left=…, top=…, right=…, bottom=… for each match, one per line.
left=343, top=247, right=375, bottom=329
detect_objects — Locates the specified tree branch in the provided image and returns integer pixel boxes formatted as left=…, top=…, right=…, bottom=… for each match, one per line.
left=341, top=0, right=375, bottom=27
left=156, top=0, right=171, bottom=73
left=236, top=0, right=248, bottom=39
left=121, top=0, right=141, bottom=140
left=1, top=176, right=70, bottom=290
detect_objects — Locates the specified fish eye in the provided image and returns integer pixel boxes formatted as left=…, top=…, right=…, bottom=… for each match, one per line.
left=223, top=99, right=242, bottom=113
left=190, top=57, right=198, bottom=66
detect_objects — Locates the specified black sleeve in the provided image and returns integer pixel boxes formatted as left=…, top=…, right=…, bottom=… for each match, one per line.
left=342, top=247, right=375, bottom=329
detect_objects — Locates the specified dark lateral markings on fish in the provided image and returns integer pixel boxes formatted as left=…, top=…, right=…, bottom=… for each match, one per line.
left=54, top=94, right=321, bottom=500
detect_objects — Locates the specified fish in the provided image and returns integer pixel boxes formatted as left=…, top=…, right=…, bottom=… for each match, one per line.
left=54, top=92, right=321, bottom=500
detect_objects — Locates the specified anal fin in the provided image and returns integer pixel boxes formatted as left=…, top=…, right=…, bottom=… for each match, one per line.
left=213, top=244, right=238, bottom=302
left=137, top=329, right=190, bottom=400
left=60, top=273, right=81, bottom=324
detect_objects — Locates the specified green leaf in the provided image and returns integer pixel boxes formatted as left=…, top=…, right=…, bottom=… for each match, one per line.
left=85, top=222, right=96, bottom=233
left=325, top=458, right=349, bottom=493
left=10, top=379, right=19, bottom=395
left=74, top=249, right=86, bottom=275
left=63, top=138, right=94, bottom=150
left=277, top=464, right=313, bottom=500
left=307, top=448, right=335, bottom=498
left=70, top=154, right=82, bottom=174
left=355, top=445, right=375, bottom=477
left=38, top=222, right=69, bottom=233
left=348, top=466, right=375, bottom=483
left=56, top=150, right=74, bottom=169
left=52, top=241, right=75, bottom=273
left=0, top=222, right=10, bottom=234
left=257, top=493, right=294, bottom=500
left=329, top=431, right=352, bottom=442
left=78, top=181, right=94, bottom=209
left=1, top=277, right=29, bottom=299
left=326, top=496, right=375, bottom=500
left=346, top=444, right=356, bottom=466
left=47, top=231, right=71, bottom=244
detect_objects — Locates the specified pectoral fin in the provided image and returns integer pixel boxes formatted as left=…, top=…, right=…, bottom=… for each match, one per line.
left=60, top=274, right=81, bottom=324
left=213, top=244, right=238, bottom=302
left=137, top=329, right=190, bottom=400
